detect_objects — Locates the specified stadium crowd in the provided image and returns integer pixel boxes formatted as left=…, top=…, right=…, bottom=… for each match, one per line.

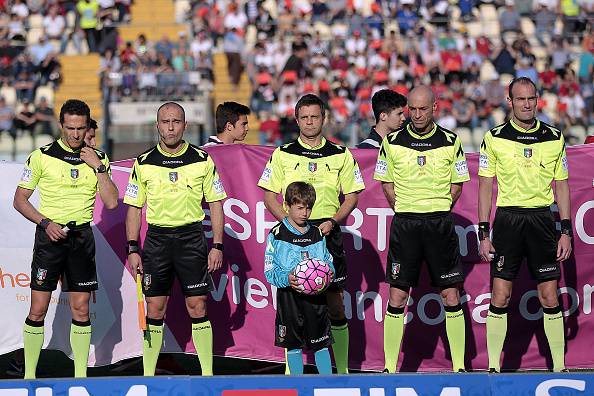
left=1, top=0, right=593, bottom=148
left=186, top=0, right=594, bottom=147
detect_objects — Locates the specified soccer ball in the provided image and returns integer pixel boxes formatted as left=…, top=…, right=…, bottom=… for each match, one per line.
left=291, top=258, right=332, bottom=295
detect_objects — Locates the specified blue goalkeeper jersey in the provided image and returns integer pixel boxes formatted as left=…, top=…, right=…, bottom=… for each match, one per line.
left=264, top=218, right=334, bottom=289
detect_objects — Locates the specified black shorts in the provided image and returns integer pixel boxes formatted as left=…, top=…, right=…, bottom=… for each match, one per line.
left=491, top=207, right=559, bottom=282
left=275, top=287, right=333, bottom=351
left=386, top=212, right=463, bottom=288
left=31, top=223, right=97, bottom=292
left=309, top=218, right=346, bottom=290
left=142, top=222, right=213, bottom=297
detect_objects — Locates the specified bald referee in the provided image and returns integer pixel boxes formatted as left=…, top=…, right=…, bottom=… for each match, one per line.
left=374, top=86, right=469, bottom=373
left=479, top=77, right=572, bottom=373
left=124, top=102, right=226, bottom=376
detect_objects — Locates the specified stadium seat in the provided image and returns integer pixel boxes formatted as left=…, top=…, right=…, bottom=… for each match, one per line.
left=0, top=87, right=17, bottom=106
left=29, top=14, right=43, bottom=29
left=26, top=28, right=44, bottom=46
left=174, top=0, right=190, bottom=23
left=35, top=86, right=55, bottom=106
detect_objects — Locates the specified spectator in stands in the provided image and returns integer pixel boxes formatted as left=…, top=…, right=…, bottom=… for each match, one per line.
left=223, top=27, right=244, bottom=87
left=254, top=4, right=275, bottom=38
left=258, top=110, right=280, bottom=145
left=29, top=36, right=54, bottom=66
left=560, top=85, right=587, bottom=128
left=0, top=96, right=15, bottom=138
left=14, top=99, right=36, bottom=135
left=491, top=42, right=516, bottom=76
left=224, top=2, right=247, bottom=33
left=561, top=0, right=581, bottom=41
left=551, top=36, right=572, bottom=76
left=38, top=52, right=61, bottom=87
left=190, top=29, right=212, bottom=59
left=43, top=6, right=66, bottom=43
left=534, top=0, right=557, bottom=46
left=155, top=35, right=174, bottom=60
left=499, top=1, right=522, bottom=34
left=34, top=96, right=58, bottom=137
left=11, top=0, right=29, bottom=23
left=14, top=71, right=36, bottom=102
left=99, top=47, right=120, bottom=72
left=516, top=57, right=539, bottom=83
left=76, top=0, right=99, bottom=52
left=452, top=95, right=477, bottom=130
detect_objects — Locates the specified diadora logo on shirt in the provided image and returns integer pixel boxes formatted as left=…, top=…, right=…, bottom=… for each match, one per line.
left=411, top=142, right=432, bottom=147
left=64, top=156, right=82, bottom=162
left=517, top=135, right=538, bottom=141
left=293, top=238, right=312, bottom=243
left=301, top=151, right=323, bottom=157
left=162, top=160, right=184, bottom=165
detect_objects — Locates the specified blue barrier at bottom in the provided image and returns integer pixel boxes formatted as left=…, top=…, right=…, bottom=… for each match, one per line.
left=0, top=373, right=590, bottom=396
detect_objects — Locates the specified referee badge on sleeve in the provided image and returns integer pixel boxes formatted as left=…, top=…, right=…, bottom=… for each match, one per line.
left=375, top=159, right=387, bottom=176
left=125, top=183, right=139, bottom=199
left=354, top=168, right=363, bottom=184
left=260, top=167, right=272, bottom=182
left=21, top=167, right=32, bottom=182
left=479, top=153, right=489, bottom=169
left=455, top=160, right=468, bottom=176
left=213, top=179, right=225, bottom=195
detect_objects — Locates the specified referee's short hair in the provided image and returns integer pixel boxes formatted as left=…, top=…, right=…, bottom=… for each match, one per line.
left=295, top=94, right=326, bottom=119
left=285, top=181, right=316, bottom=209
left=372, top=89, right=407, bottom=123
left=215, top=101, right=250, bottom=133
left=59, top=99, right=90, bottom=126
left=508, top=77, right=538, bottom=99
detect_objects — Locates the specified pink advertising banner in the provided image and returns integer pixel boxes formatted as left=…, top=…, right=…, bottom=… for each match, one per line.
left=93, top=144, right=594, bottom=372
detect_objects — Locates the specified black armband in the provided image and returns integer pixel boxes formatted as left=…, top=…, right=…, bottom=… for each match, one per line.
left=478, top=222, right=490, bottom=241
left=560, top=219, right=573, bottom=237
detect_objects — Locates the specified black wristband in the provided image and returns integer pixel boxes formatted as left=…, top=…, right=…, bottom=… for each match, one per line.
left=478, top=222, right=490, bottom=241
left=127, top=240, right=140, bottom=255
left=560, top=219, right=573, bottom=237
left=328, top=218, right=339, bottom=228
left=212, top=243, right=224, bottom=251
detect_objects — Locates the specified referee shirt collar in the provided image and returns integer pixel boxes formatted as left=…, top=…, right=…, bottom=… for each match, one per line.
left=297, top=136, right=326, bottom=150
left=407, top=123, right=437, bottom=140
left=157, top=140, right=189, bottom=157
left=510, top=118, right=540, bottom=133
left=58, top=138, right=81, bottom=153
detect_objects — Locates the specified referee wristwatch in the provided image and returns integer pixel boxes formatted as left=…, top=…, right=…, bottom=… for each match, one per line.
left=39, top=218, right=50, bottom=229
left=95, top=164, right=107, bottom=173
left=212, top=243, right=224, bottom=251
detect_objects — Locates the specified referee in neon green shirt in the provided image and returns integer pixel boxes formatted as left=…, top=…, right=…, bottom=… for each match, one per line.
left=14, top=99, right=118, bottom=379
left=478, top=77, right=572, bottom=373
left=124, top=102, right=226, bottom=376
left=258, top=94, right=365, bottom=374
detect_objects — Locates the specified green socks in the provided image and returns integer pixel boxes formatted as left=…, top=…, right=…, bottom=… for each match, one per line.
left=445, top=304, right=466, bottom=372
left=486, top=304, right=508, bottom=372
left=143, top=317, right=164, bottom=376
left=383, top=305, right=405, bottom=373
left=543, top=306, right=565, bottom=372
left=330, top=319, right=349, bottom=374
left=23, top=318, right=44, bottom=379
left=70, top=320, right=92, bottom=378
left=191, top=316, right=213, bottom=376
